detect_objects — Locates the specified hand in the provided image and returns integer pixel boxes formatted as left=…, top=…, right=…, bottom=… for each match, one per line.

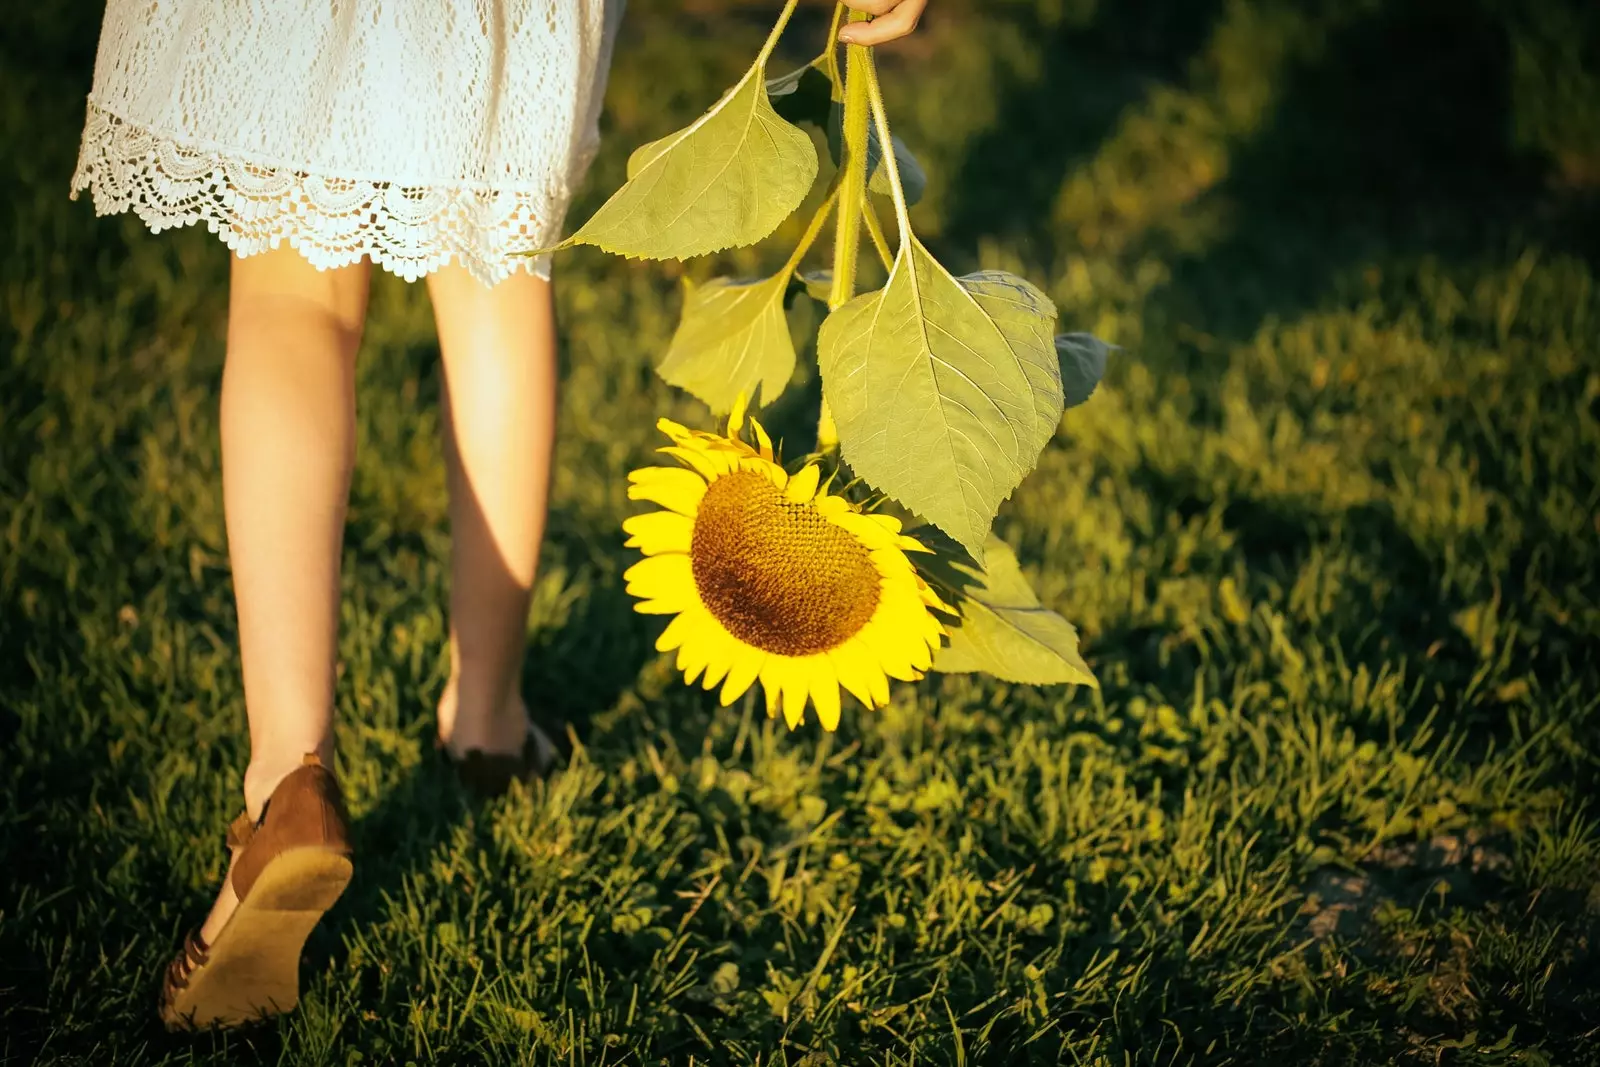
left=837, top=0, right=928, bottom=46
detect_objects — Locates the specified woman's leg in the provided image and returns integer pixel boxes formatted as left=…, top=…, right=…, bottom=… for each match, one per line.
left=425, top=265, right=558, bottom=758
left=201, top=246, right=369, bottom=943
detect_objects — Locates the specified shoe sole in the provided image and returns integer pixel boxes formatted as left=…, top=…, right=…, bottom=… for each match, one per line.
left=161, top=847, right=352, bottom=1030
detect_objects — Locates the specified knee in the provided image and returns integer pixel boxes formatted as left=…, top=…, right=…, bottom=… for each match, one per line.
left=427, top=263, right=553, bottom=357
left=228, top=247, right=370, bottom=360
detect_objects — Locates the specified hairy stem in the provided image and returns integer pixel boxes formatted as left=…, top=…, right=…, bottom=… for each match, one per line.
left=862, top=198, right=894, bottom=271
left=830, top=34, right=871, bottom=309
left=757, top=0, right=805, bottom=67
left=782, top=178, right=842, bottom=278
left=821, top=9, right=873, bottom=452
left=863, top=56, right=913, bottom=247
left=824, top=2, right=845, bottom=88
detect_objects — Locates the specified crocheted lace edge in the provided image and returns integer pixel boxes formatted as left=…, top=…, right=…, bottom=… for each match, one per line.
left=68, top=101, right=585, bottom=285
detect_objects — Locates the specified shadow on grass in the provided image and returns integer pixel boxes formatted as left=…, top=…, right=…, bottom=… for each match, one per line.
left=938, top=0, right=1227, bottom=265
left=1151, top=0, right=1595, bottom=364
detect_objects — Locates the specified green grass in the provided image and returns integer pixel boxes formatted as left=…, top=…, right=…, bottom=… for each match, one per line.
left=4, top=0, right=1600, bottom=1062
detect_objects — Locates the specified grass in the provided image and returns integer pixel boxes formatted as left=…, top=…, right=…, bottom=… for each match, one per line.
left=3, top=0, right=1599, bottom=1062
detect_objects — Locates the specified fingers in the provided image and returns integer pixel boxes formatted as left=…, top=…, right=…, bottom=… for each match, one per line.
left=837, top=0, right=927, bottom=45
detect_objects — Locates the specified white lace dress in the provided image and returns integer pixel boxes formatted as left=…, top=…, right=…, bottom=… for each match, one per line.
left=70, top=0, right=624, bottom=284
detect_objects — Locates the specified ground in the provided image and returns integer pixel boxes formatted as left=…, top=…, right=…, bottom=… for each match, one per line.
left=3, top=0, right=1599, bottom=1063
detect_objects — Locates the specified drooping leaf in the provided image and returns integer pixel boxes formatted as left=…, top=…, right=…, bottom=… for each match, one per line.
left=798, top=268, right=834, bottom=303
left=826, top=103, right=926, bottom=205
left=1056, top=332, right=1115, bottom=408
left=767, top=64, right=834, bottom=129
left=565, top=61, right=819, bottom=260
left=869, top=137, right=926, bottom=203
left=932, top=536, right=1097, bottom=687
left=765, top=63, right=812, bottom=97
left=818, top=241, right=1063, bottom=559
left=657, top=274, right=795, bottom=413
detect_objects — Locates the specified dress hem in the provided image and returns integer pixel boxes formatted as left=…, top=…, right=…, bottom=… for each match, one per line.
left=70, top=100, right=578, bottom=285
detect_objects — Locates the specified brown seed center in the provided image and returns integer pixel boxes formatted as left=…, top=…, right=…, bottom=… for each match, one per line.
left=690, top=470, right=881, bottom=656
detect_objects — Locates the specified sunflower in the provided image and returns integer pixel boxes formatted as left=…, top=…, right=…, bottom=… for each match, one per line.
left=622, top=398, right=949, bottom=731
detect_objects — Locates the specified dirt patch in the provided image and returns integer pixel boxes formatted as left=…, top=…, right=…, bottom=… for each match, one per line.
left=1297, top=830, right=1513, bottom=941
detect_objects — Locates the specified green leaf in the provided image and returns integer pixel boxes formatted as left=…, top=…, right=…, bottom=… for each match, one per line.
left=827, top=103, right=926, bottom=206
left=932, top=537, right=1097, bottom=687
left=817, top=241, right=1063, bottom=558
left=1056, top=332, right=1114, bottom=408
left=767, top=64, right=834, bottom=129
left=657, top=273, right=795, bottom=413
left=798, top=268, right=834, bottom=303
left=626, top=132, right=677, bottom=180
left=567, top=61, right=819, bottom=260
left=869, top=136, right=925, bottom=203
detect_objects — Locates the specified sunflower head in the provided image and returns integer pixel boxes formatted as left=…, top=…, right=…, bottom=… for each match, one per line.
left=622, top=397, right=949, bottom=730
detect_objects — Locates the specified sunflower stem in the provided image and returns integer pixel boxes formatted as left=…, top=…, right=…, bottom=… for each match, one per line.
left=863, top=54, right=913, bottom=247
left=757, top=0, right=804, bottom=67
left=862, top=197, right=894, bottom=271
left=783, top=178, right=841, bottom=279
left=823, top=2, right=845, bottom=88
left=821, top=9, right=872, bottom=454
left=830, top=20, right=871, bottom=312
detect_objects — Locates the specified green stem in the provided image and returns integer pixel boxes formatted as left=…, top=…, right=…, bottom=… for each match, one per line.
left=861, top=198, right=894, bottom=271
left=823, top=3, right=846, bottom=89
left=781, top=178, right=841, bottom=278
left=830, top=37, right=871, bottom=309
left=820, top=10, right=872, bottom=453
left=757, top=0, right=804, bottom=66
left=863, top=55, right=913, bottom=247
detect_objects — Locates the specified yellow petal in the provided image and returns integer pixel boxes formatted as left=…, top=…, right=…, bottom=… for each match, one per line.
left=832, top=511, right=898, bottom=550
left=864, top=659, right=891, bottom=706
left=905, top=632, right=933, bottom=672
left=829, top=640, right=884, bottom=708
left=807, top=658, right=842, bottom=731
left=857, top=618, right=924, bottom=681
left=677, top=632, right=713, bottom=685
left=656, top=417, right=696, bottom=446
left=868, top=513, right=903, bottom=534
left=633, top=598, right=686, bottom=615
left=698, top=624, right=739, bottom=690
left=727, top=391, right=749, bottom=439
left=751, top=417, right=774, bottom=460
left=658, top=444, right=729, bottom=480
left=655, top=608, right=701, bottom=652
left=878, top=596, right=941, bottom=666
left=917, top=577, right=954, bottom=615
left=622, top=510, right=693, bottom=554
left=758, top=658, right=784, bottom=719
left=720, top=646, right=765, bottom=706
left=869, top=546, right=919, bottom=575
left=784, top=463, right=821, bottom=503
left=627, top=467, right=706, bottom=516
left=741, top=455, right=787, bottom=486
left=813, top=494, right=852, bottom=521
left=780, top=663, right=809, bottom=729
left=624, top=553, right=693, bottom=602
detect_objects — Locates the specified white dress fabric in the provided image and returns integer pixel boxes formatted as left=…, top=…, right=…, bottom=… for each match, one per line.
left=71, top=0, right=624, bottom=284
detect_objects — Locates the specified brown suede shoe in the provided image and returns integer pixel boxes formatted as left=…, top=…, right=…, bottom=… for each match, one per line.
left=159, top=753, right=353, bottom=1030
left=437, top=720, right=562, bottom=798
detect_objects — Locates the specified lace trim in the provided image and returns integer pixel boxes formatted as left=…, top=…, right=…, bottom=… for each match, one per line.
left=70, top=102, right=579, bottom=284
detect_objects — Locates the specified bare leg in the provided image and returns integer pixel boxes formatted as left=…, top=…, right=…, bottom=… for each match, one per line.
left=200, top=247, right=369, bottom=944
left=425, top=264, right=557, bottom=759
